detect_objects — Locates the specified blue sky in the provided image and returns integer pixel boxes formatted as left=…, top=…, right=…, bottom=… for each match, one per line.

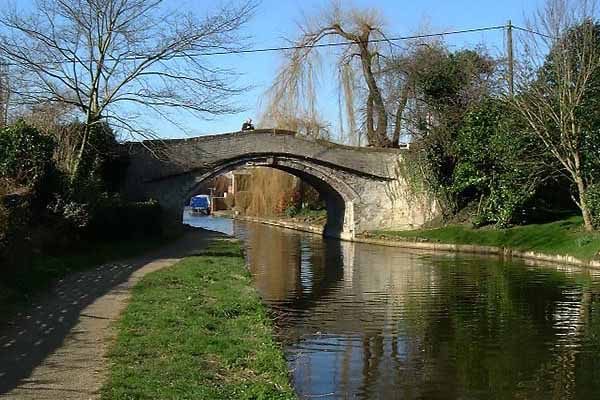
left=184, top=0, right=542, bottom=138
left=12, top=0, right=544, bottom=139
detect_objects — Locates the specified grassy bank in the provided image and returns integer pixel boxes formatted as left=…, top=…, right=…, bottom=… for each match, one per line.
left=102, top=238, right=295, bottom=400
left=0, top=235, right=170, bottom=316
left=366, top=216, right=600, bottom=261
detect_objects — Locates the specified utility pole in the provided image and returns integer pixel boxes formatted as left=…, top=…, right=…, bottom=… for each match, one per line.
left=507, top=20, right=515, bottom=97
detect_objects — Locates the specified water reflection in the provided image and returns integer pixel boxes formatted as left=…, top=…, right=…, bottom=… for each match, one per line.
left=183, top=209, right=234, bottom=235
left=237, top=220, right=600, bottom=400
left=185, top=215, right=600, bottom=399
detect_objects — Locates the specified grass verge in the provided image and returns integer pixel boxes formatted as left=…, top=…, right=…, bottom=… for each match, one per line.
left=366, top=216, right=600, bottom=261
left=101, top=238, right=295, bottom=400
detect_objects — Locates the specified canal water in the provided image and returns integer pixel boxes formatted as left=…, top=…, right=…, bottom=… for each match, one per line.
left=185, top=214, right=600, bottom=400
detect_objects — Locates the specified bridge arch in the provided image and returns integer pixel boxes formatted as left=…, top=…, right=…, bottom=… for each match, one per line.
left=184, top=154, right=359, bottom=238
left=122, top=130, right=439, bottom=238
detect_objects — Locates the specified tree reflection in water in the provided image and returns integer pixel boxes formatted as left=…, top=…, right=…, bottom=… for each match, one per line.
left=234, top=220, right=600, bottom=400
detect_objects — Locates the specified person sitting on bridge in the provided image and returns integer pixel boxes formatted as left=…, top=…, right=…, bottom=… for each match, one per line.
left=241, top=118, right=255, bottom=131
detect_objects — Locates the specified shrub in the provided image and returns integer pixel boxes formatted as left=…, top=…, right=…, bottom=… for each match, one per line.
left=451, top=99, right=551, bottom=227
left=47, top=195, right=91, bottom=230
left=0, top=121, right=56, bottom=188
left=284, top=204, right=299, bottom=217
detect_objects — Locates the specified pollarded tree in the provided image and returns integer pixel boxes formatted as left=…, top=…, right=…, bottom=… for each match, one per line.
left=0, top=0, right=256, bottom=180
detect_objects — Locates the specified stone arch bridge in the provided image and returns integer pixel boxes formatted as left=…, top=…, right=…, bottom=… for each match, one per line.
left=121, top=129, right=438, bottom=239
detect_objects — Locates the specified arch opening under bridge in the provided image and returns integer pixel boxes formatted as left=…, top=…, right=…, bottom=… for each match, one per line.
left=184, top=154, right=358, bottom=238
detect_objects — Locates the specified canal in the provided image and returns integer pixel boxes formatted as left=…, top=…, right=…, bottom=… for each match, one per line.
left=186, top=214, right=600, bottom=399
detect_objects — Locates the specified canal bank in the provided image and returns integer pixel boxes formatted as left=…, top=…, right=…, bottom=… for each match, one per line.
left=0, top=228, right=294, bottom=400
left=233, top=215, right=600, bottom=269
left=102, top=236, right=295, bottom=400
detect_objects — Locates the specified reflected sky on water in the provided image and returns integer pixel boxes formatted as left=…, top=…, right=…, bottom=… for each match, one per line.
left=187, top=215, right=600, bottom=400
left=183, top=209, right=234, bottom=235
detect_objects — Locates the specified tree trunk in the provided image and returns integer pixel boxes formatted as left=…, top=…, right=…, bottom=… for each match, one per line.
left=575, top=175, right=594, bottom=231
left=359, top=46, right=391, bottom=148
left=365, top=94, right=376, bottom=145
left=71, top=111, right=99, bottom=186
left=392, top=84, right=411, bottom=147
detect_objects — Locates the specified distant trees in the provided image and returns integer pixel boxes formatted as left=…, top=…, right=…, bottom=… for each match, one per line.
left=259, top=112, right=332, bottom=140
left=0, top=0, right=256, bottom=181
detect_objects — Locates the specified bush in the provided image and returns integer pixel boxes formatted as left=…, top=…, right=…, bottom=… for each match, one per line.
left=451, top=99, right=552, bottom=227
left=585, top=184, right=600, bottom=229
left=0, top=121, right=56, bottom=188
left=284, top=204, right=299, bottom=217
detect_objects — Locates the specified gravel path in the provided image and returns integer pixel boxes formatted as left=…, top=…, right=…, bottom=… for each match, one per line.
left=0, top=228, right=220, bottom=399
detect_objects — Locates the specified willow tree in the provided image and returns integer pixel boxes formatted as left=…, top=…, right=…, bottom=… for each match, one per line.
left=264, top=2, right=404, bottom=147
left=0, top=0, right=255, bottom=180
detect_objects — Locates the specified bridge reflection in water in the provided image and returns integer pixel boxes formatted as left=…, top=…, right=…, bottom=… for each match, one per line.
left=189, top=216, right=600, bottom=400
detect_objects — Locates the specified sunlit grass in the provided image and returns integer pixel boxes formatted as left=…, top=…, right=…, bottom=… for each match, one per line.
left=368, top=216, right=600, bottom=261
left=102, top=238, right=295, bottom=400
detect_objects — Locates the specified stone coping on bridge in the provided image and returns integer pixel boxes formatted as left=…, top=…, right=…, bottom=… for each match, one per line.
left=233, top=215, right=600, bottom=271
left=122, top=128, right=408, bottom=153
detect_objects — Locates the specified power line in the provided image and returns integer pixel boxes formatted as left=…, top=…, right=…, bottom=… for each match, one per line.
left=0, top=23, right=553, bottom=67
left=512, top=25, right=557, bottom=40
left=200, top=25, right=508, bottom=56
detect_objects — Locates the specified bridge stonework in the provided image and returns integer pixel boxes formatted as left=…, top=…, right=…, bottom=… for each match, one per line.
left=121, top=129, right=439, bottom=239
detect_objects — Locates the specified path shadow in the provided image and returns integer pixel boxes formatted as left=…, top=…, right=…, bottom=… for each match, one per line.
left=0, top=227, right=222, bottom=395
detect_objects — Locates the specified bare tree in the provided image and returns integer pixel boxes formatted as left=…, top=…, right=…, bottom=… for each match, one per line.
left=0, top=0, right=256, bottom=178
left=0, top=61, right=9, bottom=127
left=263, top=2, right=403, bottom=148
left=512, top=0, right=600, bottom=231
